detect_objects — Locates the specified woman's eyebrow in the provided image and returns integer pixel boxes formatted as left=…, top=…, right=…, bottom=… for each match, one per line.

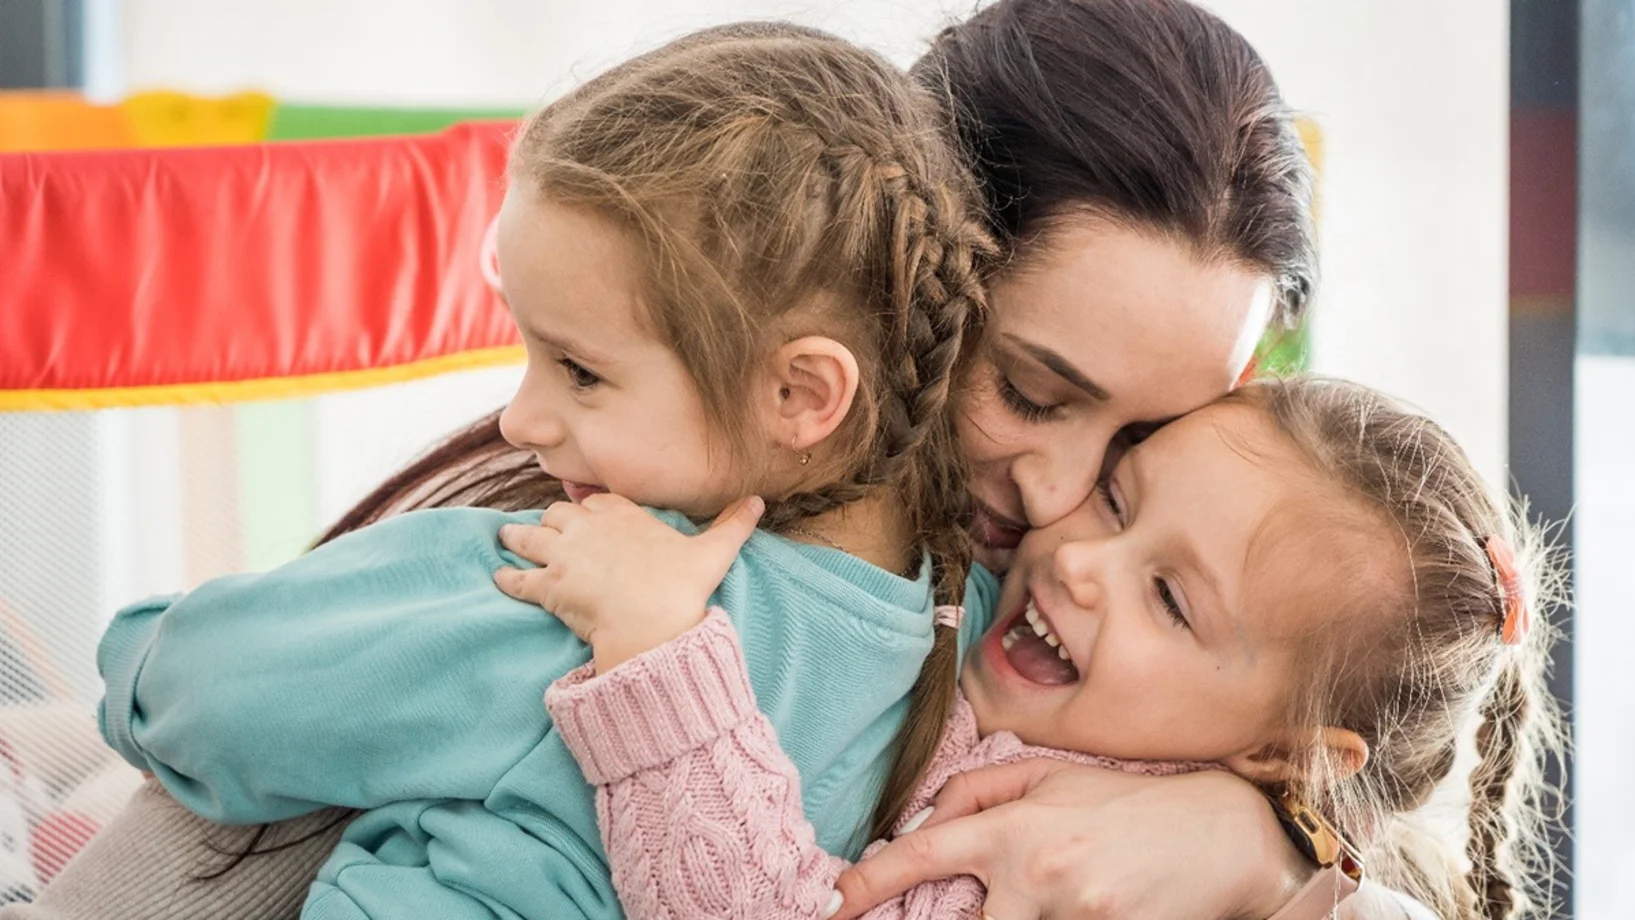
left=1002, top=334, right=1111, bottom=401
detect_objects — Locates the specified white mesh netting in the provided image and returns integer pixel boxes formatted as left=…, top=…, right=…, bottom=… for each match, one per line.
left=0, top=363, right=521, bottom=899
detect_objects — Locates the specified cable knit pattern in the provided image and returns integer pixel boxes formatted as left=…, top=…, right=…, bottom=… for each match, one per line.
left=546, top=611, right=1209, bottom=920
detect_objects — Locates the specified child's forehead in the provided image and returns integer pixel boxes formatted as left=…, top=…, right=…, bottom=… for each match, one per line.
left=1140, top=403, right=1394, bottom=637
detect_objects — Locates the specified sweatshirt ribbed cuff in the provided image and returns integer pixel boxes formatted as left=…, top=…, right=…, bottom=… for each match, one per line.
left=545, top=609, right=760, bottom=786
left=95, top=594, right=178, bottom=766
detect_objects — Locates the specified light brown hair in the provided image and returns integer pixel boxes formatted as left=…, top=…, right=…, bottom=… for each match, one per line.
left=1229, top=378, right=1565, bottom=920
left=341, top=22, right=994, bottom=842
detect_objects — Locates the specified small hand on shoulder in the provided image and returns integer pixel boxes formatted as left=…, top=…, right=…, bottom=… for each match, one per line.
left=494, top=493, right=763, bottom=672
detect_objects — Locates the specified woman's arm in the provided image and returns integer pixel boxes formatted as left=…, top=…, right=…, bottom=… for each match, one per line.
left=0, top=780, right=350, bottom=920
left=97, top=507, right=582, bottom=823
left=831, top=762, right=1438, bottom=920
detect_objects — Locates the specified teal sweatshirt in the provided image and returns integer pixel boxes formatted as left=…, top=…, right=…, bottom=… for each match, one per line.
left=98, top=507, right=999, bottom=920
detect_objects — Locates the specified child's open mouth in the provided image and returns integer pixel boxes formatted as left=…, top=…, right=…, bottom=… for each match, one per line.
left=562, top=480, right=608, bottom=503
left=997, top=598, right=1081, bottom=685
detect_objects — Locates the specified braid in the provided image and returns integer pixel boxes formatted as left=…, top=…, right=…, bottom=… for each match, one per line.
left=844, top=135, right=992, bottom=841
left=1232, top=380, right=1567, bottom=920
left=1464, top=661, right=1531, bottom=920
left=516, top=28, right=997, bottom=846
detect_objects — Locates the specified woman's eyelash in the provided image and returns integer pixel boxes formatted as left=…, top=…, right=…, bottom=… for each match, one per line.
left=997, top=376, right=1057, bottom=422
left=1095, top=482, right=1125, bottom=522
left=558, top=358, right=601, bottom=389
left=1155, top=577, right=1190, bottom=630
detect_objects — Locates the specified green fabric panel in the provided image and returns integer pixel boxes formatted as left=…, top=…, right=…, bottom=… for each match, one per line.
left=233, top=400, right=318, bottom=570
left=1260, top=321, right=1311, bottom=375
left=265, top=105, right=522, bottom=140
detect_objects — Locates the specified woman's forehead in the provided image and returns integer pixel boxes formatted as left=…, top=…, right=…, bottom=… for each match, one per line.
left=993, top=223, right=1273, bottom=415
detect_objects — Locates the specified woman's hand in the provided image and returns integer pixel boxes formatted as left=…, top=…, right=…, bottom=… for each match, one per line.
left=831, top=759, right=1309, bottom=920
left=494, top=493, right=763, bottom=672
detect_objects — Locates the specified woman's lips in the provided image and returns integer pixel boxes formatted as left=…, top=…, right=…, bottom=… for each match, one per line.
left=971, top=500, right=1028, bottom=550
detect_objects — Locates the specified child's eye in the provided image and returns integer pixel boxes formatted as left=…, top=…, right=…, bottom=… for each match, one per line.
left=1154, top=577, right=1191, bottom=630
left=557, top=358, right=601, bottom=390
left=997, top=375, right=1059, bottom=423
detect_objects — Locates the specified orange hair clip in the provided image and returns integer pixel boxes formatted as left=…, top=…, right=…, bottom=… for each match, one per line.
left=1484, top=535, right=1530, bottom=645
left=1233, top=355, right=1259, bottom=389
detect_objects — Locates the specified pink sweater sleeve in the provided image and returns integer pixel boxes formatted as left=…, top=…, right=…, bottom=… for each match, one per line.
left=545, top=610, right=982, bottom=920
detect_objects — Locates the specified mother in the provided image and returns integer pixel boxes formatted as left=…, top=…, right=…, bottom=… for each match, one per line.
left=14, top=0, right=1407, bottom=917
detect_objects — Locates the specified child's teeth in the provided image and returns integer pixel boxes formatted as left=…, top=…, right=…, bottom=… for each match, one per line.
left=1031, top=618, right=1049, bottom=638
left=1057, top=646, right=1070, bottom=661
left=1025, top=606, right=1040, bottom=627
left=1044, top=633, right=1060, bottom=648
left=1002, top=632, right=1017, bottom=651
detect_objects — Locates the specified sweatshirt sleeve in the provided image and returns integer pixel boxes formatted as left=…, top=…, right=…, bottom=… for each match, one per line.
left=546, top=610, right=983, bottom=920
left=96, top=508, right=589, bottom=824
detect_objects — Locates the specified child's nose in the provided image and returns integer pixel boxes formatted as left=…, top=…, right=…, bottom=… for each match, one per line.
left=1050, top=539, right=1109, bottom=612
left=499, top=385, right=567, bottom=450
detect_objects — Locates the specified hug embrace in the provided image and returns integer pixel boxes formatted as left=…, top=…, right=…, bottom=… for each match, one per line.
left=20, top=2, right=1561, bottom=919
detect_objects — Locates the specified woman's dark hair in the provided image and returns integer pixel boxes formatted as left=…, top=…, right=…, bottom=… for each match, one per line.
left=912, top=0, right=1317, bottom=326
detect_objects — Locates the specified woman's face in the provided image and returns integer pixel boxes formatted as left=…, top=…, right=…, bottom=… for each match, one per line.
left=962, top=219, right=1276, bottom=571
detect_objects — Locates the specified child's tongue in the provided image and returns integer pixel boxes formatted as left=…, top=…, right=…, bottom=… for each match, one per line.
left=1001, top=622, right=1080, bottom=685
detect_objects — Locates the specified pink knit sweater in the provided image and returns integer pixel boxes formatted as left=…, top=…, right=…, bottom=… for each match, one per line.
left=545, top=610, right=1355, bottom=920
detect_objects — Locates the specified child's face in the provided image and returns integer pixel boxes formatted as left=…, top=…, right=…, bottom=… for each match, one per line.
left=962, top=402, right=1337, bottom=765
left=495, top=191, right=741, bottom=517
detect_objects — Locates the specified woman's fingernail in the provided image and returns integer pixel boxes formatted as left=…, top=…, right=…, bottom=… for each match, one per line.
left=898, top=807, right=933, bottom=836
left=748, top=496, right=765, bottom=516
left=822, top=890, right=843, bottom=919
left=499, top=524, right=515, bottom=541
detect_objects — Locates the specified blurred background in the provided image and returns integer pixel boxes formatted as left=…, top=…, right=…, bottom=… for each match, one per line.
left=0, top=0, right=1627, bottom=915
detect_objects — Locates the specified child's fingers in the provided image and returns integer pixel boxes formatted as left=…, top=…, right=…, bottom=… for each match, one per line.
left=579, top=491, right=635, bottom=513
left=498, top=523, right=559, bottom=563
left=494, top=566, right=555, bottom=610
left=540, top=501, right=585, bottom=531
left=699, top=496, right=764, bottom=557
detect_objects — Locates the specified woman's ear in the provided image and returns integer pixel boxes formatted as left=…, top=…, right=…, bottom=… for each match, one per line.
left=763, top=336, right=860, bottom=454
left=1223, top=727, right=1369, bottom=785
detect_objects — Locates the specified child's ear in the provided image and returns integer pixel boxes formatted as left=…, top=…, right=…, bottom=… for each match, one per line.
left=1223, top=727, right=1369, bottom=785
left=764, top=336, right=860, bottom=454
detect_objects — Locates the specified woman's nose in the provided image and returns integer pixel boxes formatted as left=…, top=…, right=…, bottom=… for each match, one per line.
left=1008, top=432, right=1112, bottom=528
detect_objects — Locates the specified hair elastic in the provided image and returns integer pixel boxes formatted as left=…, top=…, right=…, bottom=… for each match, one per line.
left=934, top=605, right=964, bottom=629
left=1483, top=535, right=1530, bottom=645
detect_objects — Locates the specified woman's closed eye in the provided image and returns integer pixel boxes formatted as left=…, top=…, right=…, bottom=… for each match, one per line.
left=997, top=373, right=1061, bottom=423
left=558, top=357, right=602, bottom=390
left=1094, top=480, right=1127, bottom=527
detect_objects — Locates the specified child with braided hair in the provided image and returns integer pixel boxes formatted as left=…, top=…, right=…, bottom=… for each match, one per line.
left=540, top=377, right=1563, bottom=920
left=95, top=23, right=995, bottom=920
